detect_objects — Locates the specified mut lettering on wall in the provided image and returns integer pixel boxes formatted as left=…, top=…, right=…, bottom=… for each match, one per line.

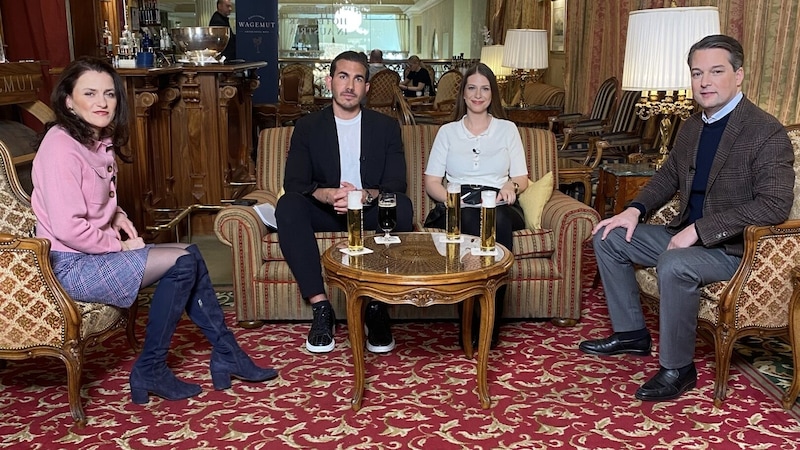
left=0, top=62, right=43, bottom=106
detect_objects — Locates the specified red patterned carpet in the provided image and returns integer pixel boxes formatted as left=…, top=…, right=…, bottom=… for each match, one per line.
left=2, top=248, right=800, bottom=449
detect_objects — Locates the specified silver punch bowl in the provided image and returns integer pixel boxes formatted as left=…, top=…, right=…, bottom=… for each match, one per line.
left=171, top=26, right=230, bottom=63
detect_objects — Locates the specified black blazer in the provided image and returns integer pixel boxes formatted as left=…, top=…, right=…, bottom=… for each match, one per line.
left=209, top=11, right=236, bottom=61
left=283, top=107, right=407, bottom=196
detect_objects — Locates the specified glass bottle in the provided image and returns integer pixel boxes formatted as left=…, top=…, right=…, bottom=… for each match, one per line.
left=102, top=20, right=114, bottom=59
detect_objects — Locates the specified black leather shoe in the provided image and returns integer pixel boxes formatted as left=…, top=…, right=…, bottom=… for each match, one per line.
left=578, top=334, right=652, bottom=356
left=635, top=365, right=697, bottom=401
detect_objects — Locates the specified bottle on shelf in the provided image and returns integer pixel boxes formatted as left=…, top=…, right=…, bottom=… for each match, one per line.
left=102, top=20, right=113, bottom=59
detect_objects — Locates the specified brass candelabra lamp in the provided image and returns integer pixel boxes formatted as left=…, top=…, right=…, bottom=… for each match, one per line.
left=635, top=90, right=695, bottom=169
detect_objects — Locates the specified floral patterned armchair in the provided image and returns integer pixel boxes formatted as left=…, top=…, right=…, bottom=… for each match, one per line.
left=634, top=124, right=800, bottom=407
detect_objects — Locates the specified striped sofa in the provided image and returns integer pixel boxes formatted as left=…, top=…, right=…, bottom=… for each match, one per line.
left=214, top=124, right=600, bottom=327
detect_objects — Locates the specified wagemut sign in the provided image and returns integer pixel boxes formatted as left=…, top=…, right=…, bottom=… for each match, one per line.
left=236, top=1, right=279, bottom=103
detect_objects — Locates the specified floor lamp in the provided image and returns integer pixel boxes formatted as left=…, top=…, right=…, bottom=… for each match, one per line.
left=480, top=45, right=513, bottom=104
left=622, top=5, right=720, bottom=169
left=502, top=29, right=548, bottom=108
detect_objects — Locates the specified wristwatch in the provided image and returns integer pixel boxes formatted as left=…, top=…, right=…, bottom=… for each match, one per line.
left=363, top=190, right=374, bottom=205
left=512, top=181, right=520, bottom=194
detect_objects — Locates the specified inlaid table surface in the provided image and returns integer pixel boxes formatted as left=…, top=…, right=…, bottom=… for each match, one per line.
left=321, top=232, right=513, bottom=410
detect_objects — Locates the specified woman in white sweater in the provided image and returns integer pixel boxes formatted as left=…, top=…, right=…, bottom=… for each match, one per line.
left=424, top=63, right=529, bottom=348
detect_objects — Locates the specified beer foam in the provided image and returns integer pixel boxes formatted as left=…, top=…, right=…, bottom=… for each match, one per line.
left=481, top=190, right=497, bottom=208
left=347, top=190, right=363, bottom=209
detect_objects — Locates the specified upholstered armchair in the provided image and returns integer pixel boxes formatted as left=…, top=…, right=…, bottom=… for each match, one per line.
left=634, top=124, right=800, bottom=407
left=214, top=125, right=600, bottom=327
left=562, top=90, right=644, bottom=165
left=548, top=76, right=618, bottom=138
left=0, top=135, right=138, bottom=426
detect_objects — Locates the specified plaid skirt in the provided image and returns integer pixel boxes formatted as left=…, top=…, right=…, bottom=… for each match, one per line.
left=50, top=245, right=152, bottom=308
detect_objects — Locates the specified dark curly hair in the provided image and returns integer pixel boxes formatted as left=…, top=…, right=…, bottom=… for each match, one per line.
left=42, top=56, right=131, bottom=162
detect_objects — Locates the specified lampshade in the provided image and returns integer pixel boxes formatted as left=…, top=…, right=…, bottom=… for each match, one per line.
left=480, top=45, right=512, bottom=77
left=622, top=7, right=720, bottom=91
left=502, top=29, right=549, bottom=70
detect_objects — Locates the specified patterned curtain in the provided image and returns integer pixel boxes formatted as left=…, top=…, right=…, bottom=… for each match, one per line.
left=563, top=0, right=799, bottom=125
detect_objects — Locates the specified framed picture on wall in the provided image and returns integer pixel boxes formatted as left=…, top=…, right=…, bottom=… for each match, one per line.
left=551, top=0, right=566, bottom=53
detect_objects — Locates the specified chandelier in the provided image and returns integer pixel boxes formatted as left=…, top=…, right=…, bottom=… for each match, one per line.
left=334, top=5, right=363, bottom=33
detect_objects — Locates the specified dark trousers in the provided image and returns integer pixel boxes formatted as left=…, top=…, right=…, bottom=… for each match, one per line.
left=275, top=191, right=414, bottom=299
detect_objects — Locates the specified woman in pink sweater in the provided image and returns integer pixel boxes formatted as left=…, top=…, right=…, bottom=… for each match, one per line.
left=31, top=57, right=277, bottom=405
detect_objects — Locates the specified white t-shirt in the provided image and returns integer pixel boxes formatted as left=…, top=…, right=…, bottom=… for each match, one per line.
left=335, top=112, right=362, bottom=189
left=425, top=115, right=528, bottom=188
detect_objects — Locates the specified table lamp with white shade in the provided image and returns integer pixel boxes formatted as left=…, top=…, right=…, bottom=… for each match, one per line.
left=502, top=29, right=549, bottom=107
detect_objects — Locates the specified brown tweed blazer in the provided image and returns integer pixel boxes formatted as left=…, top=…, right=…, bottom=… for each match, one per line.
left=633, top=96, right=795, bottom=256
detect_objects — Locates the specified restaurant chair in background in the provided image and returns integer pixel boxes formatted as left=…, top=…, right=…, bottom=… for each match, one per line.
left=413, top=69, right=463, bottom=125
left=548, top=76, right=618, bottom=139
left=365, top=68, right=415, bottom=126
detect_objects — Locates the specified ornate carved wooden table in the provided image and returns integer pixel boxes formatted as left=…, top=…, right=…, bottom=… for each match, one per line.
left=321, top=232, right=513, bottom=411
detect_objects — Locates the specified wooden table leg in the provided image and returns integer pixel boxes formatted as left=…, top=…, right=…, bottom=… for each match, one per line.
left=348, top=294, right=367, bottom=411
left=462, top=297, right=474, bottom=359
left=477, top=291, right=493, bottom=409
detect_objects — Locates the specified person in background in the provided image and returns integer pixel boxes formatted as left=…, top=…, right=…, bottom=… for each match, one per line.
left=210, top=0, right=236, bottom=62
left=423, top=62, right=529, bottom=348
left=368, top=48, right=387, bottom=79
left=276, top=51, right=413, bottom=354
left=31, top=57, right=277, bottom=405
left=400, top=55, right=433, bottom=97
left=580, top=35, right=794, bottom=402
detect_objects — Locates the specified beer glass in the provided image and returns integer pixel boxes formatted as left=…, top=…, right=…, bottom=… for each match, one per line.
left=446, top=182, right=461, bottom=240
left=480, top=190, right=497, bottom=252
left=347, top=190, right=364, bottom=251
left=378, top=192, right=397, bottom=241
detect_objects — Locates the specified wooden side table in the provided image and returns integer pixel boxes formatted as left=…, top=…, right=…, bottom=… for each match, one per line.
left=321, top=232, right=513, bottom=411
left=594, top=163, right=655, bottom=217
left=505, top=105, right=563, bottom=128
left=557, top=158, right=593, bottom=205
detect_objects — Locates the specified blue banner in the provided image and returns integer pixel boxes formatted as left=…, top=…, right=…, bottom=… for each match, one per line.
left=235, top=0, right=278, bottom=103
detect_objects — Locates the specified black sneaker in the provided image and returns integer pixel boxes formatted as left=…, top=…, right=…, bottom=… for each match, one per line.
left=306, top=301, right=335, bottom=353
left=365, top=301, right=395, bottom=353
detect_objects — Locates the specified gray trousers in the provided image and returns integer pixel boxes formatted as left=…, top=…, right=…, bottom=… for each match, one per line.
left=593, top=224, right=741, bottom=368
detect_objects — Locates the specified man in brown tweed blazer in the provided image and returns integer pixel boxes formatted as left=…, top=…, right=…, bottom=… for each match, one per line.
left=579, top=35, right=795, bottom=402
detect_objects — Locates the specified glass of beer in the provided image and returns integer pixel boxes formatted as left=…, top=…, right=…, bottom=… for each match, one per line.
left=378, top=192, right=397, bottom=241
left=446, top=182, right=461, bottom=241
left=480, top=190, right=497, bottom=252
left=347, top=190, right=364, bottom=251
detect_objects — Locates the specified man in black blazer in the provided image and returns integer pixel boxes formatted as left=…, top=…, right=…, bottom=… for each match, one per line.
left=580, top=35, right=794, bottom=401
left=276, top=51, right=413, bottom=354
left=209, top=0, right=236, bottom=62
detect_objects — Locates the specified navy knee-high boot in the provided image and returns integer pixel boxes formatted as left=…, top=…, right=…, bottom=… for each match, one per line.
left=130, top=255, right=202, bottom=404
left=184, top=245, right=278, bottom=390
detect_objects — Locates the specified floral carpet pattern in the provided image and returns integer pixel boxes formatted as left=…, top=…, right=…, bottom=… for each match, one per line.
left=1, top=249, right=800, bottom=449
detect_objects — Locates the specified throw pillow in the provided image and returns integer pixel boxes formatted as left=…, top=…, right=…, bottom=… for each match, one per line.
left=518, top=171, right=553, bottom=229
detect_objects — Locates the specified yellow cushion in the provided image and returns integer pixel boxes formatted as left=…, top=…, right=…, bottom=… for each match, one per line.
left=518, top=172, right=553, bottom=230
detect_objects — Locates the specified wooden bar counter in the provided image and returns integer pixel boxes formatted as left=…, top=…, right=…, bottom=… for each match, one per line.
left=115, top=61, right=266, bottom=237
